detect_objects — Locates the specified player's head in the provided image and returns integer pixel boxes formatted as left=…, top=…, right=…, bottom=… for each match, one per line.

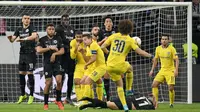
left=46, top=23, right=55, bottom=37
left=75, top=31, right=83, bottom=42
left=91, top=23, right=100, bottom=37
left=104, top=16, right=113, bottom=31
left=22, top=13, right=31, bottom=27
left=118, top=19, right=133, bottom=35
left=61, top=14, right=70, bottom=26
left=82, top=33, right=92, bottom=46
left=161, top=34, right=170, bottom=46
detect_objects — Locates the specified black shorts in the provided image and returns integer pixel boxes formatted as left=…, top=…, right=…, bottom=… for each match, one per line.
left=111, top=98, right=132, bottom=110
left=18, top=53, right=36, bottom=72
left=44, top=63, right=63, bottom=79
left=60, top=52, right=75, bottom=74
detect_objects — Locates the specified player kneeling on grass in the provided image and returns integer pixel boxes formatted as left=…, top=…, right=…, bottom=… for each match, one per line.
left=81, top=33, right=106, bottom=101
left=79, top=94, right=156, bottom=110
left=36, top=23, right=64, bottom=110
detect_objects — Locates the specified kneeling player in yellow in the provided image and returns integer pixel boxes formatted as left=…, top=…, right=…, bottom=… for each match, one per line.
left=149, top=34, right=179, bottom=108
left=101, top=20, right=153, bottom=112
left=70, top=31, right=85, bottom=101
left=81, top=33, right=106, bottom=101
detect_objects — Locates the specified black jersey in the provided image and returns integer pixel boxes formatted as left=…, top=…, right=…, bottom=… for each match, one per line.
left=132, top=96, right=155, bottom=110
left=55, top=25, right=75, bottom=53
left=14, top=25, right=37, bottom=54
left=37, top=35, right=64, bottom=64
left=112, top=96, right=155, bottom=110
left=98, top=28, right=117, bottom=42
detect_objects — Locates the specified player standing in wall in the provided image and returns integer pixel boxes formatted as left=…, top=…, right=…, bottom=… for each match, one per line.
left=36, top=23, right=64, bottom=110
left=149, top=34, right=179, bottom=108
left=98, top=16, right=117, bottom=101
left=56, top=14, right=75, bottom=104
left=7, top=14, right=38, bottom=104
left=101, top=20, right=153, bottom=112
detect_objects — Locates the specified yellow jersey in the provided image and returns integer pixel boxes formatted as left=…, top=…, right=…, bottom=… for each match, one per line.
left=105, top=33, right=139, bottom=67
left=70, top=39, right=86, bottom=67
left=155, top=45, right=178, bottom=71
left=88, top=41, right=106, bottom=67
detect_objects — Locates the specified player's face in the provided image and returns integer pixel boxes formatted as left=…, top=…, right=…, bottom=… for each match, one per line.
left=83, top=36, right=92, bottom=46
left=104, top=18, right=113, bottom=30
left=22, top=15, right=30, bottom=26
left=92, top=27, right=100, bottom=37
left=161, top=36, right=169, bottom=46
left=75, top=34, right=83, bottom=43
left=61, top=17, right=70, bottom=26
left=46, top=26, right=55, bottom=37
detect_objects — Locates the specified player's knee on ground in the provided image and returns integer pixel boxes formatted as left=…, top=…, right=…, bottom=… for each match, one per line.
left=168, top=85, right=174, bottom=91
left=74, top=78, right=81, bottom=85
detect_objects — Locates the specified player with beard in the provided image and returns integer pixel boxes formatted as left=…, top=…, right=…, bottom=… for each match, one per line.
left=91, top=23, right=100, bottom=42
left=56, top=14, right=75, bottom=104
left=7, top=14, right=37, bottom=104
left=36, top=23, right=64, bottom=110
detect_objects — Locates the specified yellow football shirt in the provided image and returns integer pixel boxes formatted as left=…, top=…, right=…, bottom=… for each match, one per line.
left=89, top=41, right=106, bottom=67
left=155, top=45, right=178, bottom=72
left=105, top=33, right=139, bottom=67
left=70, top=39, right=86, bottom=67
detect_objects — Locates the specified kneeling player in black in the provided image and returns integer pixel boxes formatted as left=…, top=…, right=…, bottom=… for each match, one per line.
left=7, top=14, right=37, bottom=104
left=36, top=23, right=64, bottom=110
left=79, top=95, right=155, bottom=110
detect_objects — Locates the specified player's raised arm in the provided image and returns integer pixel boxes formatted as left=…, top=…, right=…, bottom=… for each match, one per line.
left=101, top=35, right=112, bottom=54
left=7, top=27, right=20, bottom=43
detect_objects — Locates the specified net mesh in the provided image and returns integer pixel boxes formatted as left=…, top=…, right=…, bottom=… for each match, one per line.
left=0, top=4, right=188, bottom=103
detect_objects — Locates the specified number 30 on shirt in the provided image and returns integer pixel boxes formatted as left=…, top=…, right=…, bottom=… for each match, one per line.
left=112, top=40, right=125, bottom=53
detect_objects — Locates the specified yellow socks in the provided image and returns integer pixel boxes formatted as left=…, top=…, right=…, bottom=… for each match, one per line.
left=169, top=90, right=175, bottom=105
left=96, top=83, right=103, bottom=100
left=117, top=87, right=128, bottom=110
left=126, top=72, right=133, bottom=91
left=152, top=87, right=159, bottom=102
left=75, top=85, right=81, bottom=101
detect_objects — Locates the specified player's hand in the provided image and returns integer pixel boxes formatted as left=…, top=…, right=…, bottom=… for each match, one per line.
left=78, top=47, right=84, bottom=53
left=149, top=70, right=153, bottom=77
left=84, top=65, right=88, bottom=70
left=7, top=35, right=13, bottom=42
left=16, top=38, right=25, bottom=42
left=174, top=70, right=178, bottom=77
left=50, top=46, right=58, bottom=51
left=50, top=53, right=56, bottom=63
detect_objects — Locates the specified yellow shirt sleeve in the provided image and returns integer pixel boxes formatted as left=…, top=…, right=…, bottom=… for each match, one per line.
left=70, top=39, right=77, bottom=59
left=155, top=47, right=159, bottom=59
left=171, top=47, right=178, bottom=59
left=104, top=35, right=113, bottom=46
left=130, top=38, right=139, bottom=50
left=90, top=42, right=98, bottom=55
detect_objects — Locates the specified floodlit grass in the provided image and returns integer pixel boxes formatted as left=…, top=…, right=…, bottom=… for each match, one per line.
left=0, top=103, right=199, bottom=112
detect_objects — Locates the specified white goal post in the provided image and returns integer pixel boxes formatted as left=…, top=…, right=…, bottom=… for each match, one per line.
left=0, top=1, right=192, bottom=104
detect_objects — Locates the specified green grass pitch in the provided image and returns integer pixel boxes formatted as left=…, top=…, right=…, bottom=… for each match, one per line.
left=0, top=103, right=199, bottom=112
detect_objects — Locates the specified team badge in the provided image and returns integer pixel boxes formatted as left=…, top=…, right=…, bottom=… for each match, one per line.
left=167, top=52, right=171, bottom=56
left=45, top=72, right=48, bottom=75
left=53, top=40, right=57, bottom=44
left=112, top=31, right=115, bottom=34
left=70, top=30, right=74, bottom=34
left=26, top=29, right=29, bottom=32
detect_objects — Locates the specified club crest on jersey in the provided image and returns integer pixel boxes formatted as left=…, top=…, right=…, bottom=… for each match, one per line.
left=112, top=31, right=115, bottom=34
left=167, top=52, right=171, bottom=56
left=26, top=29, right=29, bottom=32
left=53, top=40, right=57, bottom=44
left=70, top=30, right=74, bottom=34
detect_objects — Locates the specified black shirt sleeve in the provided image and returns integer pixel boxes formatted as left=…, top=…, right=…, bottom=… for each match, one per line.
left=13, top=28, right=20, bottom=37
left=37, top=37, right=45, bottom=48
